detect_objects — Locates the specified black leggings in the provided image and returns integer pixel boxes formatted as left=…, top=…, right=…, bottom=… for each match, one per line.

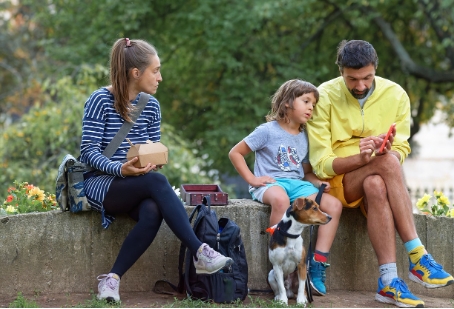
left=102, top=172, right=202, bottom=277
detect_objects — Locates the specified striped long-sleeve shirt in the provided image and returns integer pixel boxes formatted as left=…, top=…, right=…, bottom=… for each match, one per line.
left=80, top=87, right=161, bottom=228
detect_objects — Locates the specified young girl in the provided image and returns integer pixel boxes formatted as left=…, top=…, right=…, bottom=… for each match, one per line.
left=228, top=79, right=342, bottom=296
left=80, top=38, right=232, bottom=302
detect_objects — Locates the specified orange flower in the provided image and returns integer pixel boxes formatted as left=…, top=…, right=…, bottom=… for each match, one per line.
left=6, top=195, right=13, bottom=202
left=7, top=187, right=16, bottom=193
left=25, top=184, right=34, bottom=194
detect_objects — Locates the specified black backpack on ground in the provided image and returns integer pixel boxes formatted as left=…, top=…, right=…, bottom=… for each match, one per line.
left=154, top=196, right=248, bottom=303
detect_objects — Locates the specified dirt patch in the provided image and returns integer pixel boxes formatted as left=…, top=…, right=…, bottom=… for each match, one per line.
left=0, top=290, right=452, bottom=308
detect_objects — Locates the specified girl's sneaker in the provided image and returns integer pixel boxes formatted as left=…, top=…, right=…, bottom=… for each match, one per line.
left=193, top=243, right=234, bottom=274
left=97, top=273, right=120, bottom=302
left=309, top=257, right=329, bottom=296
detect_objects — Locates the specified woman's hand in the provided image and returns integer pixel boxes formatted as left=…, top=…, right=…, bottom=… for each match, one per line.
left=121, top=157, right=156, bottom=176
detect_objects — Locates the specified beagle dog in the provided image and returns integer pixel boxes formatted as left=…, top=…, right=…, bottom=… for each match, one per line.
left=267, top=197, right=331, bottom=306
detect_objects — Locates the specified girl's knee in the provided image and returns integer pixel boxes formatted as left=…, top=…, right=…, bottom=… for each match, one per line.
left=321, top=195, right=343, bottom=217
left=271, top=196, right=290, bottom=211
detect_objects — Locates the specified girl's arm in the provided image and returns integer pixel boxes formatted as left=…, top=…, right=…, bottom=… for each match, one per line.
left=302, top=163, right=331, bottom=192
left=229, top=140, right=275, bottom=187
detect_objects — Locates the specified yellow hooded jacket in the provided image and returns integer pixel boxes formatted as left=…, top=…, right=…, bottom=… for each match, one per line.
left=307, top=76, right=411, bottom=179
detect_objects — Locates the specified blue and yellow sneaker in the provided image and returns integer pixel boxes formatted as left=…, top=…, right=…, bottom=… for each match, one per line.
left=375, top=277, right=424, bottom=308
left=409, top=253, right=454, bottom=288
left=309, top=257, right=329, bottom=296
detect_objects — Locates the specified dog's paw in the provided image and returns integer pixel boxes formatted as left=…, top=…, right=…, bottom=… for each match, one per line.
left=296, top=295, right=307, bottom=307
left=274, top=295, right=288, bottom=306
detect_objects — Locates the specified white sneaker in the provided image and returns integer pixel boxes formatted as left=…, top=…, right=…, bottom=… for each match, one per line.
left=193, top=243, right=234, bottom=274
left=97, top=273, right=120, bottom=302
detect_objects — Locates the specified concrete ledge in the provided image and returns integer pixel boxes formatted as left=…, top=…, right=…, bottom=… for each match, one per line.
left=1, top=199, right=453, bottom=298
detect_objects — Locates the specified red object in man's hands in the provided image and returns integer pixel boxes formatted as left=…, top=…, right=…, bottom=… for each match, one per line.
left=379, top=123, right=395, bottom=153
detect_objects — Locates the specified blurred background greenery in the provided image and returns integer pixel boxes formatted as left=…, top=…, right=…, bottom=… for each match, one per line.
left=1, top=0, right=454, bottom=201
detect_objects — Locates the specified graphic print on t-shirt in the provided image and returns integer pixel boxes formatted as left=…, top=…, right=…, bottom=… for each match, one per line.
left=276, top=144, right=301, bottom=171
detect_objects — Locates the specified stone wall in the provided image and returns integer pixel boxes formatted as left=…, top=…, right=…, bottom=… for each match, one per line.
left=1, top=199, right=453, bottom=299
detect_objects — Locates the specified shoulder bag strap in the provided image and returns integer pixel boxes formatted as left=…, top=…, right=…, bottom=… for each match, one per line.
left=102, top=92, right=150, bottom=159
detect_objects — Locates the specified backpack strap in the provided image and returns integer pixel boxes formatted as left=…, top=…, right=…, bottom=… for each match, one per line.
left=184, top=196, right=211, bottom=297
left=305, top=183, right=326, bottom=303
left=154, top=196, right=212, bottom=296
left=153, top=196, right=211, bottom=295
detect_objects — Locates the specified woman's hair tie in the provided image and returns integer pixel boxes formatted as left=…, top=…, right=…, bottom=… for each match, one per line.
left=125, top=38, right=132, bottom=47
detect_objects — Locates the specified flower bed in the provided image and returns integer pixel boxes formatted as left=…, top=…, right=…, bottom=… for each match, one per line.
left=0, top=181, right=57, bottom=216
left=416, top=190, right=453, bottom=217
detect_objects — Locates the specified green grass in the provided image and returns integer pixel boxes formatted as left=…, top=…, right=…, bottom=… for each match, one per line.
left=7, top=291, right=311, bottom=308
left=8, top=292, right=38, bottom=308
left=163, top=295, right=310, bottom=308
left=75, top=293, right=122, bottom=308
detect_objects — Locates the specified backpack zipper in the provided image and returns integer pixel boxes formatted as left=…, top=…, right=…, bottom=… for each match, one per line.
left=216, top=232, right=220, bottom=250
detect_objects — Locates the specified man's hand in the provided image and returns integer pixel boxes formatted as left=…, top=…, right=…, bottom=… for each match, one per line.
left=359, top=137, right=377, bottom=164
left=121, top=157, right=156, bottom=176
left=375, top=124, right=396, bottom=155
left=249, top=176, right=276, bottom=187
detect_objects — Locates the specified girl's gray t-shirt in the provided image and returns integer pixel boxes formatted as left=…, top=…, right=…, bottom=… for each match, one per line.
left=244, top=120, right=309, bottom=181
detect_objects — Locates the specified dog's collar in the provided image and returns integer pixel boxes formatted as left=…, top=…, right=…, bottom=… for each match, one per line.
left=276, top=221, right=300, bottom=239
left=285, top=204, right=293, bottom=217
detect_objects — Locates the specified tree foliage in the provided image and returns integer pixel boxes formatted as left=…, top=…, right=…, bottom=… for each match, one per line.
left=1, top=0, right=454, bottom=187
left=0, top=65, right=219, bottom=201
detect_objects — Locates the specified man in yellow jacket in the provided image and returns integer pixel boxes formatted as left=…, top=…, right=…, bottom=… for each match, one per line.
left=307, top=39, right=453, bottom=308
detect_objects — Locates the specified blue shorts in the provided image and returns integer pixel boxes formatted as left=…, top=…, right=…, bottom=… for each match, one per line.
left=249, top=178, right=319, bottom=204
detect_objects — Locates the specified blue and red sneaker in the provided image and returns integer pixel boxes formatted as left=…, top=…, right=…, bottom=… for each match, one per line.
left=309, top=256, right=329, bottom=296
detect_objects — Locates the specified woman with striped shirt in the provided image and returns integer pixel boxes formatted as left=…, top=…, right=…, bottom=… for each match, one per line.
left=80, top=38, right=233, bottom=302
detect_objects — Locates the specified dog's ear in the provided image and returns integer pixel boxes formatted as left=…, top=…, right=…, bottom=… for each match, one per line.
left=294, top=197, right=306, bottom=210
left=294, top=197, right=317, bottom=210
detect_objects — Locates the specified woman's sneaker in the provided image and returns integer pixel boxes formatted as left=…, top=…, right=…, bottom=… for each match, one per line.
left=375, top=277, right=424, bottom=308
left=97, top=273, right=120, bottom=302
left=193, top=243, right=234, bottom=274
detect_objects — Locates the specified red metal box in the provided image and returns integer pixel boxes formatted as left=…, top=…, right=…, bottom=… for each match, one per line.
left=180, top=184, right=228, bottom=206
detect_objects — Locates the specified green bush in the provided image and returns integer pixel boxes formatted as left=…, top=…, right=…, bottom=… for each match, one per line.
left=0, top=65, right=223, bottom=202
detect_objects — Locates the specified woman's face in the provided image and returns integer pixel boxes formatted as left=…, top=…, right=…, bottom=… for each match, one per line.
left=137, top=54, right=162, bottom=95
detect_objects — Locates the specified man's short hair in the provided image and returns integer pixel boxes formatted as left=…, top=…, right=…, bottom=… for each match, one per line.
left=335, top=40, right=378, bottom=72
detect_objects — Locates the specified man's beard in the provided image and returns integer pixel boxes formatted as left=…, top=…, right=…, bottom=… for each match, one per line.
left=349, top=87, right=370, bottom=99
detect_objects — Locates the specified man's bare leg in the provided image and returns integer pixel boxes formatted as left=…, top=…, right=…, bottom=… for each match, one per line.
left=342, top=154, right=418, bottom=257
left=361, top=175, right=396, bottom=264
